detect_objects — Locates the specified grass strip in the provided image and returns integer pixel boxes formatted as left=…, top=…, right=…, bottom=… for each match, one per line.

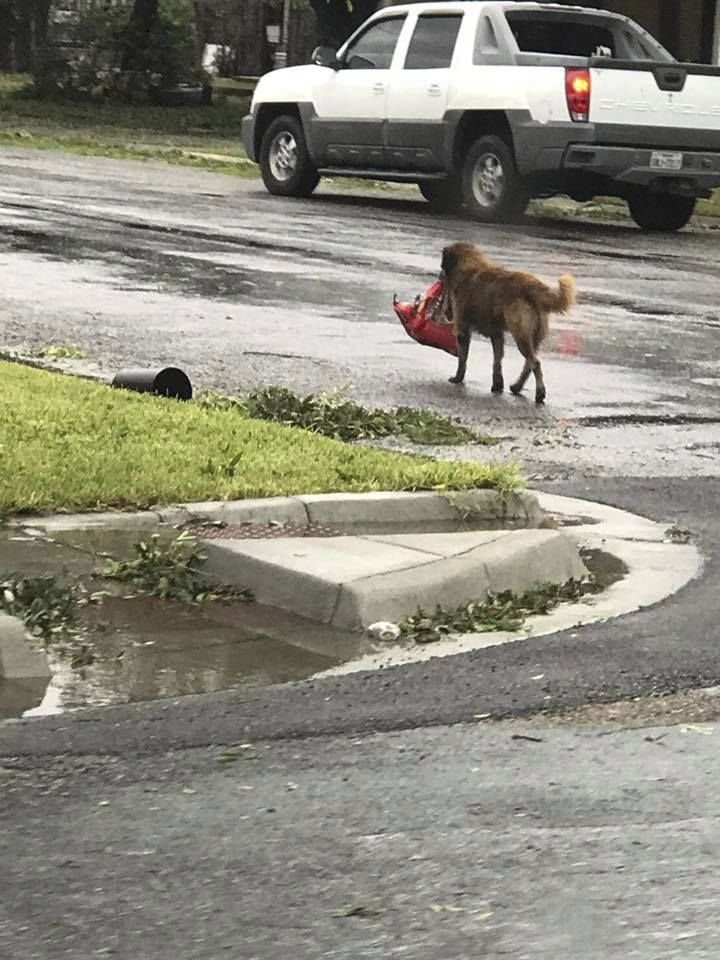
left=0, top=361, right=519, bottom=514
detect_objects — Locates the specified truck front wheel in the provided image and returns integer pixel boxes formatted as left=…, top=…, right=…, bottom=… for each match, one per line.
left=627, top=190, right=696, bottom=232
left=461, top=135, right=528, bottom=223
left=259, top=115, right=319, bottom=198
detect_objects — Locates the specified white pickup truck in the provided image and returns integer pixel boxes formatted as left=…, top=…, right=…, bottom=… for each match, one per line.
left=242, top=1, right=720, bottom=231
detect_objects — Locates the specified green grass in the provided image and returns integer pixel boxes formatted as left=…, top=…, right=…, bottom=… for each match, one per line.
left=0, top=72, right=253, bottom=170
left=531, top=191, right=720, bottom=222
left=0, top=361, right=519, bottom=514
left=697, top=193, right=720, bottom=217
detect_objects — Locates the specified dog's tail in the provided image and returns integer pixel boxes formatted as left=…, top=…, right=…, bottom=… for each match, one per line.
left=541, top=274, right=576, bottom=314
left=531, top=275, right=575, bottom=347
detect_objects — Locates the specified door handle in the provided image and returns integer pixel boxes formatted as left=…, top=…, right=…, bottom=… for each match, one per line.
left=372, top=83, right=385, bottom=94
left=427, top=84, right=442, bottom=96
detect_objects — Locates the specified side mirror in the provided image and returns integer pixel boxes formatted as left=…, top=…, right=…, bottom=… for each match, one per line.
left=312, top=45, right=341, bottom=69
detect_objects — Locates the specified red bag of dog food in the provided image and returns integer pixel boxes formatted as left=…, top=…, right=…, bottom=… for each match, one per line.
left=393, top=280, right=458, bottom=357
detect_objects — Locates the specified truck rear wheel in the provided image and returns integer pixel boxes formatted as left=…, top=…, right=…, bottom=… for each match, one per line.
left=627, top=191, right=696, bottom=232
left=418, top=179, right=463, bottom=213
left=260, top=115, right=319, bottom=198
left=461, top=135, right=528, bottom=223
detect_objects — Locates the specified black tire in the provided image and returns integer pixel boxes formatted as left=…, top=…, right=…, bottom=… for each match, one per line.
left=627, top=190, right=696, bottom=232
left=259, top=114, right=319, bottom=198
left=418, top=179, right=463, bottom=212
left=461, top=134, right=528, bottom=223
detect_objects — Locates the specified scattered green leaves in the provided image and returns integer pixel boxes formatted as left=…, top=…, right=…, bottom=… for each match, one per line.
left=197, top=386, right=496, bottom=447
left=70, top=643, right=96, bottom=669
left=0, top=573, right=97, bottom=668
left=400, top=578, right=601, bottom=644
left=0, top=573, right=78, bottom=642
left=665, top=525, right=692, bottom=544
left=37, top=344, right=88, bottom=360
left=103, top=532, right=253, bottom=604
left=217, top=744, right=258, bottom=763
left=333, top=905, right=383, bottom=919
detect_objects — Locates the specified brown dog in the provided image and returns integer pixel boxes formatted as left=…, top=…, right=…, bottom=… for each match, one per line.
left=440, top=242, right=576, bottom=404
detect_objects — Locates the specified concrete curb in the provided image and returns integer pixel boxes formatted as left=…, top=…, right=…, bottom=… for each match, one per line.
left=0, top=490, right=540, bottom=682
left=0, top=612, right=50, bottom=683
left=3, top=488, right=547, bottom=692
left=316, top=492, right=703, bottom=677
left=202, top=528, right=587, bottom=631
left=17, top=489, right=540, bottom=534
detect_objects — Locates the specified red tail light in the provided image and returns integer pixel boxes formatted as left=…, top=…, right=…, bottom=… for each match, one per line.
left=566, top=68, right=591, bottom=122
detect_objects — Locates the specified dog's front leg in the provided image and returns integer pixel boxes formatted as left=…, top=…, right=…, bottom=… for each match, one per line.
left=449, top=328, right=470, bottom=384
left=491, top=333, right=504, bottom=393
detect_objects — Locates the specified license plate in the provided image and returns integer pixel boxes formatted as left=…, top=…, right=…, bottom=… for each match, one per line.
left=650, top=151, right=683, bottom=171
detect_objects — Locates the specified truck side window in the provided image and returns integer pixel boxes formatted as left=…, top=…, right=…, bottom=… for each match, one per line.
left=404, top=14, right=463, bottom=69
left=344, top=17, right=405, bottom=70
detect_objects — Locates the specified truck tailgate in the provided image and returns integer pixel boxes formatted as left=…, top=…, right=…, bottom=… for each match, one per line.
left=589, top=60, right=720, bottom=137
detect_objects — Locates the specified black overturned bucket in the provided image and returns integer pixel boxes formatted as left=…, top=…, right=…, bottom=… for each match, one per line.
left=111, top=367, right=193, bottom=401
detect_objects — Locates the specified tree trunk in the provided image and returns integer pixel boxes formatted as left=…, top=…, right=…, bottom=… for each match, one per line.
left=33, top=0, right=51, bottom=48
left=121, top=0, right=160, bottom=71
left=129, top=0, right=159, bottom=32
left=0, top=0, right=15, bottom=71
left=308, top=0, right=378, bottom=48
left=288, top=7, right=318, bottom=67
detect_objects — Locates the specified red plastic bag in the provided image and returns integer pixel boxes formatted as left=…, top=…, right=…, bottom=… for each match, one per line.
left=393, top=280, right=458, bottom=357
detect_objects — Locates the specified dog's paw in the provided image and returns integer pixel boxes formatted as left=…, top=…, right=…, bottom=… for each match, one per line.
left=509, top=383, right=523, bottom=396
left=535, top=390, right=546, bottom=405
left=448, top=376, right=465, bottom=385
left=491, top=380, right=504, bottom=394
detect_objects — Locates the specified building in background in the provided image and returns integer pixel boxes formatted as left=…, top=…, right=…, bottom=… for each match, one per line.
left=555, top=0, right=719, bottom=63
left=207, top=0, right=720, bottom=76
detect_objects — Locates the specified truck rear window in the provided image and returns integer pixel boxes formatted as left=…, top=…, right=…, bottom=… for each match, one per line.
left=506, top=13, right=615, bottom=58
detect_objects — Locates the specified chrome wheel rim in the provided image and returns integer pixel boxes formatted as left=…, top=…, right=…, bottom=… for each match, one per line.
left=269, top=131, right=298, bottom=182
left=471, top=152, right=505, bottom=208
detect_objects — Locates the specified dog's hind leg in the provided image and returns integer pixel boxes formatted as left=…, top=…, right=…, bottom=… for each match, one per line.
left=509, top=351, right=532, bottom=396
left=491, top=333, right=504, bottom=393
left=510, top=337, right=546, bottom=404
left=449, top=328, right=471, bottom=384
left=532, top=357, right=546, bottom=404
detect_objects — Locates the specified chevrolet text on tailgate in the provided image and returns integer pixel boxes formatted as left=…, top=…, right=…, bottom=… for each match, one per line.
left=242, top=1, right=720, bottom=231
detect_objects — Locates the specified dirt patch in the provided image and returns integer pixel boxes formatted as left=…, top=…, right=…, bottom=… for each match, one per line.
left=189, top=521, right=345, bottom=540
left=511, top=688, right=720, bottom=731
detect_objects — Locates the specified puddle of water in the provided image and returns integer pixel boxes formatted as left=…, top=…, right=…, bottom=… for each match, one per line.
left=580, top=547, right=629, bottom=590
left=0, top=525, right=366, bottom=716
left=1, top=511, right=609, bottom=717
left=541, top=513, right=601, bottom=529
left=46, top=595, right=348, bottom=709
left=0, top=677, right=50, bottom=720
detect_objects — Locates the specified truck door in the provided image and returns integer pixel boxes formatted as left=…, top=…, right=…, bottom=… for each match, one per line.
left=385, top=12, right=464, bottom=171
left=311, top=15, right=406, bottom=168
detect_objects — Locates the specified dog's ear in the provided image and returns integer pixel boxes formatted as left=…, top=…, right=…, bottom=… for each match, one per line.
left=441, top=245, right=458, bottom=277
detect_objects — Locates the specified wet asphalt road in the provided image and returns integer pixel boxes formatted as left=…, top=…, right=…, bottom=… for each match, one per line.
left=3, top=150, right=720, bottom=958
left=5, top=717, right=720, bottom=960
left=2, top=148, right=720, bottom=479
